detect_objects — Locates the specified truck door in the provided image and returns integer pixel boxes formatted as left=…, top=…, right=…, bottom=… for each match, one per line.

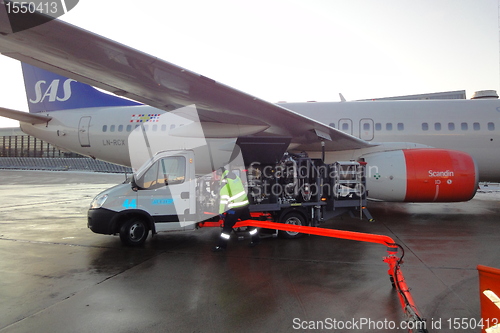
left=134, top=151, right=196, bottom=231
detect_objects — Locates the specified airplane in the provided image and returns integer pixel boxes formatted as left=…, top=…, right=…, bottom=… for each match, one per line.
left=0, top=5, right=495, bottom=203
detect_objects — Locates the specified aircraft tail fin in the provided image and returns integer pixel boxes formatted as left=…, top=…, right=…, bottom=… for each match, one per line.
left=21, top=62, right=141, bottom=113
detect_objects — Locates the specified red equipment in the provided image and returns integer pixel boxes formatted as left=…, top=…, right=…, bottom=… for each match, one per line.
left=202, top=218, right=428, bottom=332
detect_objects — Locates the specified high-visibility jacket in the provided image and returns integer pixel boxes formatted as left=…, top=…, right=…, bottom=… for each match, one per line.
left=219, top=170, right=249, bottom=214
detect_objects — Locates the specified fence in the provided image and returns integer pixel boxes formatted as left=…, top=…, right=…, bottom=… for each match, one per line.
left=0, top=157, right=132, bottom=173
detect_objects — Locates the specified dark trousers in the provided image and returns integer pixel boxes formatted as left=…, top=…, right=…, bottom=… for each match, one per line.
left=218, top=205, right=258, bottom=248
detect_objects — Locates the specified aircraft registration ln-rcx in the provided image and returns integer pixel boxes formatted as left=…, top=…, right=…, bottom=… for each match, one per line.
left=0, top=5, right=497, bottom=203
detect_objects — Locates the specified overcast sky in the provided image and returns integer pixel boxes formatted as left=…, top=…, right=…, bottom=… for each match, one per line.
left=0, top=0, right=498, bottom=127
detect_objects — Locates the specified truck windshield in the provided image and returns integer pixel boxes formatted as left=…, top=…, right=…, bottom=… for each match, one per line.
left=134, top=156, right=186, bottom=190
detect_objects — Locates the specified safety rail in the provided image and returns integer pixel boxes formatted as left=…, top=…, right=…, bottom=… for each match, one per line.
left=201, top=219, right=428, bottom=333
left=0, top=157, right=132, bottom=173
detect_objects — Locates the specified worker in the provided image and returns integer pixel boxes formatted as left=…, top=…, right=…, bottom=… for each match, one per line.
left=213, top=167, right=259, bottom=252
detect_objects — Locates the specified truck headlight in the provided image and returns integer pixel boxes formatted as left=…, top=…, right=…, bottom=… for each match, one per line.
left=90, top=194, right=108, bottom=209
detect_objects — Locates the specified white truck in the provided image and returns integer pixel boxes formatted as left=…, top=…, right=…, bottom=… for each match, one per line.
left=88, top=139, right=372, bottom=246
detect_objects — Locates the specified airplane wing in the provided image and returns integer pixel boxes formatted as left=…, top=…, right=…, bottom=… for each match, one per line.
left=0, top=8, right=373, bottom=152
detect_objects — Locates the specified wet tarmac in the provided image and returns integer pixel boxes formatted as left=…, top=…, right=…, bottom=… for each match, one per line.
left=0, top=170, right=499, bottom=332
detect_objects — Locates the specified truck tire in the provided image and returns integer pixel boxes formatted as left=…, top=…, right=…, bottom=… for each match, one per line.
left=119, top=217, right=149, bottom=246
left=278, top=212, right=305, bottom=239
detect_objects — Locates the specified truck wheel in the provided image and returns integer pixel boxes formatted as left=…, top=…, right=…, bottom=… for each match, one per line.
left=278, top=212, right=305, bottom=239
left=120, top=218, right=149, bottom=246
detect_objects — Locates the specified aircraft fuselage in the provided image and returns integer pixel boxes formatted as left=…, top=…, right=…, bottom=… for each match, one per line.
left=19, top=98, right=500, bottom=181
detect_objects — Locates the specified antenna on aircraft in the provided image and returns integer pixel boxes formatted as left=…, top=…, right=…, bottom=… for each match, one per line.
left=339, top=93, right=346, bottom=102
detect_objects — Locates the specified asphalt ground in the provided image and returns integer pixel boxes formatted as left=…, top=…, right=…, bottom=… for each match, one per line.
left=0, top=170, right=499, bottom=332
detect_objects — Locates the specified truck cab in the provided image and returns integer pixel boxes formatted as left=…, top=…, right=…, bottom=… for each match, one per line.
left=88, top=150, right=204, bottom=245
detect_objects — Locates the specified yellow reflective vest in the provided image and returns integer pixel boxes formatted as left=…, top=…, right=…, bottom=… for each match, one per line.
left=219, top=171, right=249, bottom=214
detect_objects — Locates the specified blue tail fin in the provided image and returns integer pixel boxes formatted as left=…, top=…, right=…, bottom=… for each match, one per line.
left=21, top=63, right=141, bottom=113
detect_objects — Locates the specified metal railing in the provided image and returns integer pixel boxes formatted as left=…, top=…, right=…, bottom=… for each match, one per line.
left=0, top=157, right=132, bottom=173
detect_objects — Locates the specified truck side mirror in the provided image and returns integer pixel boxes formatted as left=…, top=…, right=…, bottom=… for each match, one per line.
left=131, top=177, right=139, bottom=192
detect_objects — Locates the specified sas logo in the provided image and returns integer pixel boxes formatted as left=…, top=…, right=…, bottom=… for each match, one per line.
left=29, top=79, right=76, bottom=104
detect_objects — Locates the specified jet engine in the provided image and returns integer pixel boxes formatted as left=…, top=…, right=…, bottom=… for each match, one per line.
left=362, top=149, right=478, bottom=202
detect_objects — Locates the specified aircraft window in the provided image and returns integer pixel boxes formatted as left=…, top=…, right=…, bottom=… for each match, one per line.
left=448, top=123, right=455, bottom=131
left=135, top=124, right=140, bottom=129
left=363, top=123, right=370, bottom=131
left=126, top=125, right=132, bottom=132
left=170, top=124, right=176, bottom=130
left=102, top=125, right=107, bottom=132
left=329, top=122, right=335, bottom=128
left=110, top=125, right=115, bottom=132
left=342, top=123, right=349, bottom=131
left=473, top=122, right=480, bottom=131
left=152, top=124, right=158, bottom=132
left=488, top=122, right=495, bottom=131
left=386, top=123, right=392, bottom=131
left=434, top=123, right=441, bottom=131
left=143, top=125, right=149, bottom=131
left=461, top=122, right=468, bottom=130
left=397, top=123, right=404, bottom=131
left=375, top=123, right=382, bottom=131
left=161, top=124, right=167, bottom=131
left=118, top=125, right=123, bottom=132
left=422, top=123, right=429, bottom=131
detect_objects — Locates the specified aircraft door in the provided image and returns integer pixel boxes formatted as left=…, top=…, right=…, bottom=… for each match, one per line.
left=338, top=118, right=353, bottom=135
left=78, top=116, right=91, bottom=147
left=360, top=118, right=374, bottom=141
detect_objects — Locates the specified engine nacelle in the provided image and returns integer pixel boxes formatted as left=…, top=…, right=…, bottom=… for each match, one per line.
left=362, top=149, right=478, bottom=202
